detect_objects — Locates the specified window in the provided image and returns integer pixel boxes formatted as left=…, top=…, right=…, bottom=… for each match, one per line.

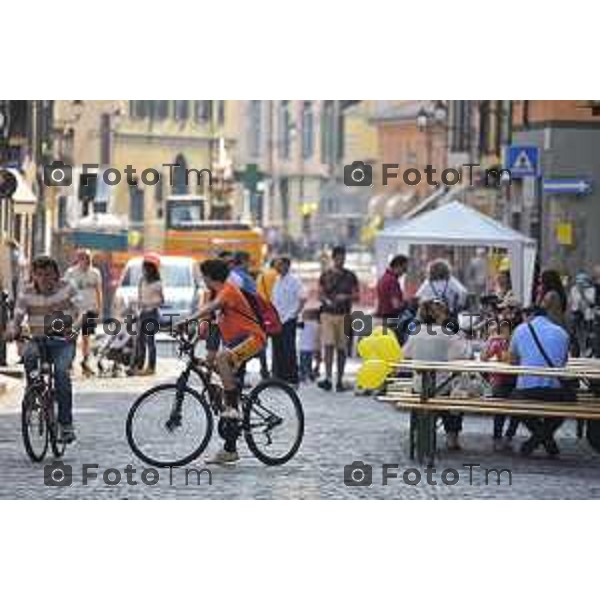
left=478, top=101, right=491, bottom=155
left=154, top=101, right=169, bottom=119
left=337, top=110, right=344, bottom=160
left=57, top=195, right=68, bottom=229
left=154, top=177, right=164, bottom=218
left=174, top=100, right=189, bottom=121
left=195, top=101, right=211, bottom=122
left=248, top=100, right=262, bottom=158
left=166, top=199, right=206, bottom=229
left=14, top=213, right=22, bottom=243
left=130, top=101, right=150, bottom=119
left=279, top=101, right=291, bottom=159
left=129, top=186, right=145, bottom=225
left=450, top=100, right=471, bottom=152
left=172, top=154, right=188, bottom=194
left=302, top=101, right=314, bottom=159
left=321, top=100, right=334, bottom=164
left=280, top=177, right=289, bottom=222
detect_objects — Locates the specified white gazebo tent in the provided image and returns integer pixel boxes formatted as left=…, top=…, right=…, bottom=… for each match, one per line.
left=375, top=201, right=537, bottom=305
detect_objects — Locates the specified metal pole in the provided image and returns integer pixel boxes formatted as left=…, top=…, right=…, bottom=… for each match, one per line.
left=33, top=100, right=47, bottom=256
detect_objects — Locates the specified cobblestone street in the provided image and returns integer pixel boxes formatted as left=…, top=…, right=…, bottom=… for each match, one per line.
left=1, top=346, right=600, bottom=499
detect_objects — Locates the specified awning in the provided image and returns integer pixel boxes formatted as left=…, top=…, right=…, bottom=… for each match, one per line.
left=5, top=167, right=37, bottom=215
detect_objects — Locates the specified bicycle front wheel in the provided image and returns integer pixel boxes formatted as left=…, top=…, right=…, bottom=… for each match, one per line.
left=244, top=379, right=304, bottom=466
left=126, top=384, right=214, bottom=468
left=22, top=387, right=48, bottom=463
left=49, top=393, right=66, bottom=458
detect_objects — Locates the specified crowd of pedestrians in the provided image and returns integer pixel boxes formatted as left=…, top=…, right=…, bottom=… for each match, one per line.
left=6, top=239, right=600, bottom=455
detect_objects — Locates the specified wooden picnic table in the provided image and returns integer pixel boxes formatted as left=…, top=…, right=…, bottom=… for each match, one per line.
left=383, top=359, right=600, bottom=465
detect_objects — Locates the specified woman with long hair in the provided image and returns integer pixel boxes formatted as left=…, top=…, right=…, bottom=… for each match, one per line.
left=537, top=269, right=568, bottom=327
left=132, top=256, right=164, bottom=376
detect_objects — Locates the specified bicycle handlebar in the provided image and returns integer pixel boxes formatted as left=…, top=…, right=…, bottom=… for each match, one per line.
left=16, top=330, right=81, bottom=343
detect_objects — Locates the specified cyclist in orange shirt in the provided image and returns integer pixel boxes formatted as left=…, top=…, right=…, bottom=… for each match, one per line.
left=178, top=259, right=266, bottom=464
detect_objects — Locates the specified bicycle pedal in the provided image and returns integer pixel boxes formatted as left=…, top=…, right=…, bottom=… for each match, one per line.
left=165, top=415, right=182, bottom=431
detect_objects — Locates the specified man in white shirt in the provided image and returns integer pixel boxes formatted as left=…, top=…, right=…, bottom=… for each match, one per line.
left=272, top=256, right=306, bottom=384
left=65, top=249, right=103, bottom=375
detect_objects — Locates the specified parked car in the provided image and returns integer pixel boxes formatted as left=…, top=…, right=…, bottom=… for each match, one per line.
left=113, top=256, right=204, bottom=327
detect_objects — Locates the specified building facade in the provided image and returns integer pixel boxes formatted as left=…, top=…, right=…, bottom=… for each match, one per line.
left=239, top=100, right=359, bottom=250
left=53, top=100, right=241, bottom=255
left=510, top=100, right=600, bottom=273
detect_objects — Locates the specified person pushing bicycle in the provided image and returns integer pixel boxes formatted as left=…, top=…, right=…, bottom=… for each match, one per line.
left=177, top=259, right=266, bottom=465
left=6, top=256, right=81, bottom=444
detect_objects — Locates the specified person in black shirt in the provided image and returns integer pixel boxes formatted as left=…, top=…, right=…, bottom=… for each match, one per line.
left=317, top=246, right=359, bottom=392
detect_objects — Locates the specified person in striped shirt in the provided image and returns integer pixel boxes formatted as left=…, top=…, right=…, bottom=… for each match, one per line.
left=7, top=256, right=82, bottom=443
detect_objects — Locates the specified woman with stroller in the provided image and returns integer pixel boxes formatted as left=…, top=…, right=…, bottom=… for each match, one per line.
left=131, top=254, right=164, bottom=376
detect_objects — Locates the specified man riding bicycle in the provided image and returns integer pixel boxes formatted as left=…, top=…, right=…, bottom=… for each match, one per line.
left=178, top=259, right=266, bottom=465
left=6, top=256, right=81, bottom=444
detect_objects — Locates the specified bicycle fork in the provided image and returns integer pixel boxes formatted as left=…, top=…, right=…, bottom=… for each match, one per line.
left=165, top=370, right=192, bottom=432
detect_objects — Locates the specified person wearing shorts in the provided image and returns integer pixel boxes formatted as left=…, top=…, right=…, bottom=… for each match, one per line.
left=65, top=249, right=102, bottom=376
left=317, top=246, right=359, bottom=392
left=179, top=259, right=266, bottom=465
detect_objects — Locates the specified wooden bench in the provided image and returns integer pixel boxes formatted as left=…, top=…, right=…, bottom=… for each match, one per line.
left=376, top=359, right=600, bottom=465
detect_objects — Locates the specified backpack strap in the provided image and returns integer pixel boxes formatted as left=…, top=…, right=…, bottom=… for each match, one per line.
left=228, top=289, right=266, bottom=332
left=527, top=322, right=556, bottom=368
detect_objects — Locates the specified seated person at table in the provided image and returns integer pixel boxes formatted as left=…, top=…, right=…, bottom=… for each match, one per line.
left=508, top=295, right=573, bottom=457
left=403, top=299, right=468, bottom=451
left=481, top=308, right=519, bottom=451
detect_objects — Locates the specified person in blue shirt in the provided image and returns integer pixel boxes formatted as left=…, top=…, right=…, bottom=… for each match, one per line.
left=229, top=251, right=257, bottom=294
left=509, top=299, right=573, bottom=457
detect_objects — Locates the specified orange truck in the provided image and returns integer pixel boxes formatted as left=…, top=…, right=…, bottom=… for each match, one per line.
left=112, top=194, right=266, bottom=278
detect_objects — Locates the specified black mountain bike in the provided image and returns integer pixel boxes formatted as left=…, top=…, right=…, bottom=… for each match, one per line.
left=126, top=329, right=304, bottom=467
left=20, top=335, right=69, bottom=462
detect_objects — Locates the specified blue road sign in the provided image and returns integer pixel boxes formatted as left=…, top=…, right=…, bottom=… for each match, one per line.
left=542, top=178, right=592, bottom=195
left=504, top=146, right=540, bottom=178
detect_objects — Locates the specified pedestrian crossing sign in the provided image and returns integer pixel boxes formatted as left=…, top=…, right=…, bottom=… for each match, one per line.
left=504, top=146, right=540, bottom=178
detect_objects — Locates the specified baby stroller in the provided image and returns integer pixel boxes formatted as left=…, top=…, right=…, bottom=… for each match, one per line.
left=93, top=327, right=136, bottom=377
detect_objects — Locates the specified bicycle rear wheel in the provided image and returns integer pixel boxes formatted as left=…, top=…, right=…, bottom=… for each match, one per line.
left=22, top=387, right=48, bottom=463
left=244, top=379, right=304, bottom=466
left=126, top=383, right=214, bottom=468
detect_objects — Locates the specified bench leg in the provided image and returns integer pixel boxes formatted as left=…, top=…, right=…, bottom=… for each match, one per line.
left=576, top=419, right=585, bottom=439
left=415, top=413, right=436, bottom=465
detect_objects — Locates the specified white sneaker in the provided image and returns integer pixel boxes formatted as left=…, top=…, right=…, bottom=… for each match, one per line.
left=205, top=449, right=240, bottom=465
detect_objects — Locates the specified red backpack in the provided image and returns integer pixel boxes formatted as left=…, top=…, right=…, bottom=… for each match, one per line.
left=240, top=289, right=283, bottom=336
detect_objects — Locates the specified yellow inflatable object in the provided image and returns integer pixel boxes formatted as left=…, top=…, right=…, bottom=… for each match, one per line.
left=356, top=360, right=391, bottom=390
left=357, top=335, right=379, bottom=360
left=357, top=331, right=404, bottom=363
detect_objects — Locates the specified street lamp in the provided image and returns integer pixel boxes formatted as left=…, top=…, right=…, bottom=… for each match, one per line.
left=417, top=101, right=448, bottom=130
